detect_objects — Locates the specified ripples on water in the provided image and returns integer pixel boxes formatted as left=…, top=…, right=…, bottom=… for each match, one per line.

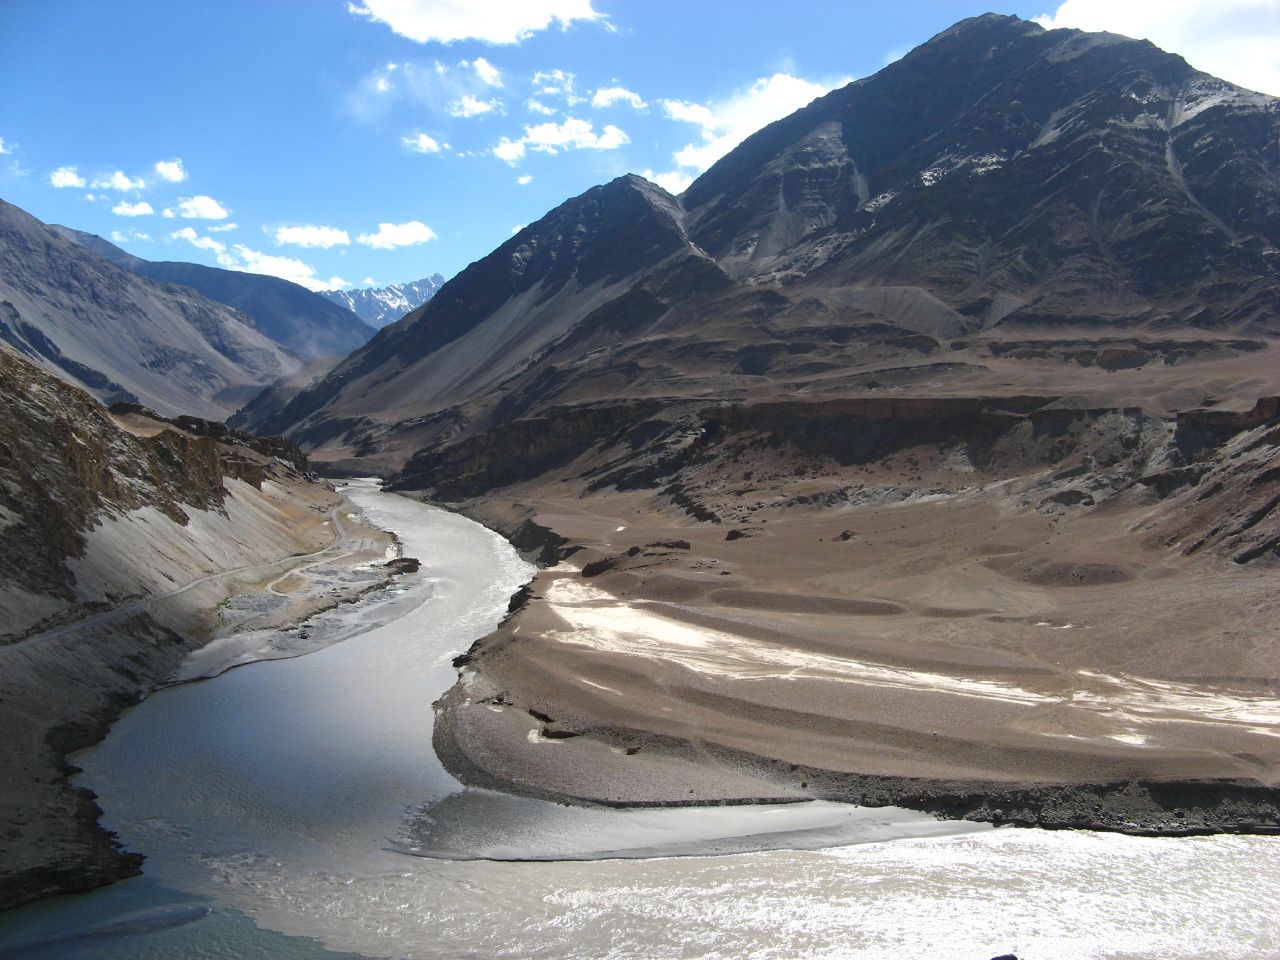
left=1, top=484, right=1275, bottom=960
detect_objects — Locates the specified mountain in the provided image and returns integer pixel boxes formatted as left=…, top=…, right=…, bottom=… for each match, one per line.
left=225, top=16, right=1280, bottom=828
left=0, top=199, right=299, bottom=419
left=50, top=226, right=376, bottom=360
left=321, top=274, right=445, bottom=328
left=243, top=13, right=1280, bottom=462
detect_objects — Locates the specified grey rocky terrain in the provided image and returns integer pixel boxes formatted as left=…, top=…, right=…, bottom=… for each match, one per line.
left=1, top=199, right=299, bottom=419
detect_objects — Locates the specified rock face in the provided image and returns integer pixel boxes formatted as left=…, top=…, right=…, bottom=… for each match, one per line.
left=0, top=346, right=359, bottom=910
left=321, top=274, right=446, bottom=328
left=0, top=199, right=299, bottom=419
left=50, top=226, right=376, bottom=360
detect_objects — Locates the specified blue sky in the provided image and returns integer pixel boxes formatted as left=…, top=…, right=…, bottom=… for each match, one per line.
left=2, top=1, right=1277, bottom=291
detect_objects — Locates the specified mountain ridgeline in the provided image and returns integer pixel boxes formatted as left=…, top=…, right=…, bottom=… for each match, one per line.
left=321, top=275, right=446, bottom=328
left=0, top=200, right=299, bottom=420
left=50, top=227, right=376, bottom=360
left=241, top=13, right=1280, bottom=485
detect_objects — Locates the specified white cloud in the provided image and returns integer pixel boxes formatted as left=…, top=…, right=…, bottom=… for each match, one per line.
left=348, top=0, right=604, bottom=45
left=112, top=200, right=154, bottom=216
left=492, top=117, right=628, bottom=164
left=111, top=229, right=152, bottom=243
left=517, top=174, right=533, bottom=185
left=642, top=168, right=694, bottom=195
left=533, top=68, right=583, bottom=104
left=526, top=98, right=556, bottom=115
left=493, top=137, right=527, bottom=163
left=402, top=132, right=444, bottom=153
left=49, top=166, right=86, bottom=188
left=0, top=137, right=10, bottom=154
left=177, top=195, right=229, bottom=219
left=356, top=220, right=437, bottom=249
left=448, top=94, right=501, bottom=117
left=161, top=208, right=175, bottom=218
left=661, top=72, right=847, bottom=175
left=592, top=86, right=646, bottom=109
left=273, top=224, right=351, bottom=248
left=1034, top=0, right=1280, bottom=96
left=171, top=229, right=346, bottom=290
left=206, top=222, right=238, bottom=232
left=92, top=170, right=145, bottom=190
left=170, top=226, right=226, bottom=254
left=154, top=158, right=187, bottom=182
left=223, top=244, right=348, bottom=291
left=511, top=224, right=526, bottom=234
left=466, top=56, right=503, bottom=87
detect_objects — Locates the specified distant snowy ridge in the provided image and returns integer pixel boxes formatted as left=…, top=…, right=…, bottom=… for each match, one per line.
left=323, top=275, right=445, bottom=328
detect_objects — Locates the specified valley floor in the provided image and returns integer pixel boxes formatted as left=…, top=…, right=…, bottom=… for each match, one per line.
left=434, top=469, right=1280, bottom=833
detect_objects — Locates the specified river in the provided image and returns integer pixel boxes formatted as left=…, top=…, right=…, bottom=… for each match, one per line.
left=0, top=482, right=1277, bottom=959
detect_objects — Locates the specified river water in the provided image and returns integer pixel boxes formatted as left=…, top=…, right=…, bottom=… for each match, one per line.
left=1, top=483, right=1277, bottom=959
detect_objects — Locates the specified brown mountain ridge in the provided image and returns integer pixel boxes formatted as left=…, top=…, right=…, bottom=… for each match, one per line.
left=249, top=14, right=1280, bottom=829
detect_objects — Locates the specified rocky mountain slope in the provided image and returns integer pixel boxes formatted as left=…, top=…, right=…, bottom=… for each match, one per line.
left=321, top=274, right=445, bottom=328
left=0, top=345, right=397, bottom=910
left=241, top=13, right=1280, bottom=463
left=51, top=226, right=376, bottom=359
left=245, top=15, right=1280, bottom=829
left=0, top=199, right=299, bottom=419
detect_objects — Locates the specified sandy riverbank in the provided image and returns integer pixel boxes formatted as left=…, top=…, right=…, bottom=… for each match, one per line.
left=431, top=474, right=1280, bottom=834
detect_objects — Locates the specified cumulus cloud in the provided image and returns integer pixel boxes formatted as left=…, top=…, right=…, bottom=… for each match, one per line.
left=0, top=137, right=10, bottom=154
left=49, top=166, right=86, bottom=188
left=112, top=200, right=154, bottom=216
left=161, top=208, right=175, bottom=218
left=171, top=228, right=346, bottom=290
left=466, top=56, right=503, bottom=87
left=154, top=158, right=187, bottom=182
left=348, top=0, right=604, bottom=45
left=348, top=58, right=509, bottom=123
left=642, top=168, right=694, bottom=195
left=92, top=170, right=146, bottom=190
left=1034, top=0, right=1280, bottom=95
left=170, top=226, right=226, bottom=254
left=222, top=245, right=348, bottom=291
left=403, top=132, right=444, bottom=153
left=177, top=195, right=229, bottom=219
left=526, top=98, right=556, bottom=115
left=448, top=94, right=501, bottom=117
left=492, top=117, right=628, bottom=164
left=659, top=72, right=847, bottom=178
left=206, top=222, right=238, bottom=232
left=592, top=86, right=646, bottom=109
left=532, top=68, right=583, bottom=105
left=517, top=174, right=533, bottom=185
left=356, top=220, right=438, bottom=249
left=111, top=229, right=152, bottom=243
left=273, top=224, right=351, bottom=248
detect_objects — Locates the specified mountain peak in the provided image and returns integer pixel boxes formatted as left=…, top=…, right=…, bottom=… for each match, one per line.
left=926, top=12, right=1042, bottom=44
